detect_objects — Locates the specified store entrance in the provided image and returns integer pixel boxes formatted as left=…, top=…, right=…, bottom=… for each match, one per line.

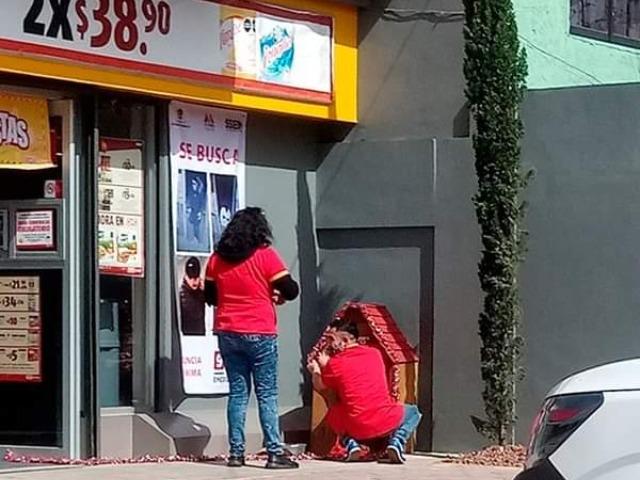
left=94, top=96, right=157, bottom=456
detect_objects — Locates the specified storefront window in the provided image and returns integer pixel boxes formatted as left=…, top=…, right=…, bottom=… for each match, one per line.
left=0, top=269, right=63, bottom=446
left=0, top=94, right=68, bottom=447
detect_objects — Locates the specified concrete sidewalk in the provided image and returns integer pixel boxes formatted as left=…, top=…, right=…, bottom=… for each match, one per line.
left=0, top=457, right=519, bottom=480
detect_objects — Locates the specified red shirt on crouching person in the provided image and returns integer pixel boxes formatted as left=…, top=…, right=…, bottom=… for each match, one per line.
left=307, top=320, right=422, bottom=464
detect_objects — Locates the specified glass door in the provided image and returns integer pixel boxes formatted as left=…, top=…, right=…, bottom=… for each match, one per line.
left=94, top=96, right=157, bottom=455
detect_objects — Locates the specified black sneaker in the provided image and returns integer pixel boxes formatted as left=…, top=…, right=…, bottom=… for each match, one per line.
left=227, top=455, right=245, bottom=467
left=265, top=454, right=300, bottom=469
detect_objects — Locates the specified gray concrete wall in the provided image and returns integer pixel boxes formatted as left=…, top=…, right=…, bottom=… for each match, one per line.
left=317, top=139, right=485, bottom=452
left=316, top=0, right=487, bottom=452
left=316, top=45, right=640, bottom=453
left=518, top=83, right=640, bottom=439
left=354, top=0, right=468, bottom=141
left=319, top=0, right=640, bottom=453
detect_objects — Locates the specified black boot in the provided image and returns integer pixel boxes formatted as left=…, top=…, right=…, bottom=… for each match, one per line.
left=265, top=453, right=299, bottom=469
left=227, top=455, right=245, bottom=467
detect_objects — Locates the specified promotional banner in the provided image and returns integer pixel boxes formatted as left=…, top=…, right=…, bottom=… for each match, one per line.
left=98, top=138, right=145, bottom=278
left=0, top=1, right=333, bottom=103
left=220, top=5, right=333, bottom=95
left=0, top=276, right=41, bottom=383
left=170, top=101, right=246, bottom=395
left=0, top=94, right=53, bottom=170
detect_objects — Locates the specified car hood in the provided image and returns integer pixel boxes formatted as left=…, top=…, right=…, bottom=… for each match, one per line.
left=548, top=358, right=640, bottom=397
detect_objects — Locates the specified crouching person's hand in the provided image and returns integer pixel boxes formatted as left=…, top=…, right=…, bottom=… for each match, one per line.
left=307, top=359, right=321, bottom=375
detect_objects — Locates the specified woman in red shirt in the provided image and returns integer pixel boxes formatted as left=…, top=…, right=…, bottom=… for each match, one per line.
left=204, top=207, right=299, bottom=469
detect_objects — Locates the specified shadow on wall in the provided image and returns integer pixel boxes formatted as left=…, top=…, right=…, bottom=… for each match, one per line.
left=296, top=172, right=358, bottom=404
left=358, top=0, right=391, bottom=44
left=147, top=411, right=211, bottom=457
left=282, top=289, right=359, bottom=444
left=352, top=0, right=469, bottom=140
left=282, top=172, right=359, bottom=443
left=154, top=324, right=216, bottom=457
left=157, top=310, right=187, bottom=411
left=296, top=171, right=318, bottom=407
left=358, top=1, right=466, bottom=43
left=381, top=8, right=464, bottom=24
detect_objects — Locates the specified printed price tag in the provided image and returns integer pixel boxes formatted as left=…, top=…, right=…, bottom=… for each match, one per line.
left=23, top=0, right=171, bottom=57
left=0, top=276, right=41, bottom=383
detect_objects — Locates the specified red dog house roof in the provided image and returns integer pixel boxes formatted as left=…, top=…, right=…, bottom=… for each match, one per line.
left=310, top=302, right=419, bottom=364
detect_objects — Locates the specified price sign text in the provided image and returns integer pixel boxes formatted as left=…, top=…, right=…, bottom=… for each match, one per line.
left=23, top=0, right=172, bottom=56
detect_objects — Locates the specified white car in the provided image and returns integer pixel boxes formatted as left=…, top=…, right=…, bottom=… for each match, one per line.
left=515, top=358, right=640, bottom=480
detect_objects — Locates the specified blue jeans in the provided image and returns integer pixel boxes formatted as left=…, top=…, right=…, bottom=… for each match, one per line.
left=218, top=333, right=283, bottom=456
left=342, top=404, right=422, bottom=452
left=388, top=404, right=422, bottom=450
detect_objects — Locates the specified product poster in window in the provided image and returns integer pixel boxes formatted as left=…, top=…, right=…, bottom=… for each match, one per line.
left=170, top=101, right=246, bottom=395
left=98, top=138, right=145, bottom=278
left=15, top=210, right=55, bottom=251
left=0, top=276, right=41, bottom=383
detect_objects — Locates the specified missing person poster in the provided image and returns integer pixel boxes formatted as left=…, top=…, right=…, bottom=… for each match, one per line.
left=169, top=101, right=246, bottom=395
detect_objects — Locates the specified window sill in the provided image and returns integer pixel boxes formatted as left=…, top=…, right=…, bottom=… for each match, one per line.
left=570, top=26, right=640, bottom=50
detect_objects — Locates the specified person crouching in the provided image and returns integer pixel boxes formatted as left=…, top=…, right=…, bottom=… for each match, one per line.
left=307, top=320, right=422, bottom=464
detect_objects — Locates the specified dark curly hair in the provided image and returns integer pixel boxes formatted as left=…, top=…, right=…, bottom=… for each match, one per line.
left=215, top=207, right=273, bottom=261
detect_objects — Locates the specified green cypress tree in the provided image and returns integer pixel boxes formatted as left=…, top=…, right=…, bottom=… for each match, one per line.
left=462, top=0, right=529, bottom=445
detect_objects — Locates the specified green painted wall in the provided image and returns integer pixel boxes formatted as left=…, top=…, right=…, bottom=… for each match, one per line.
left=515, top=0, right=640, bottom=89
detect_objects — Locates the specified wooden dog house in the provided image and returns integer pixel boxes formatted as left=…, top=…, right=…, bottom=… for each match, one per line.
left=307, top=302, right=419, bottom=456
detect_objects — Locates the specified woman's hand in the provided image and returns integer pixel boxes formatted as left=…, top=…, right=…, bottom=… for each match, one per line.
left=272, top=289, right=285, bottom=305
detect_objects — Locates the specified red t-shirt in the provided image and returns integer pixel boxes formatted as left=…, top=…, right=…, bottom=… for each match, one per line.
left=205, top=246, right=289, bottom=335
left=321, top=345, right=404, bottom=440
